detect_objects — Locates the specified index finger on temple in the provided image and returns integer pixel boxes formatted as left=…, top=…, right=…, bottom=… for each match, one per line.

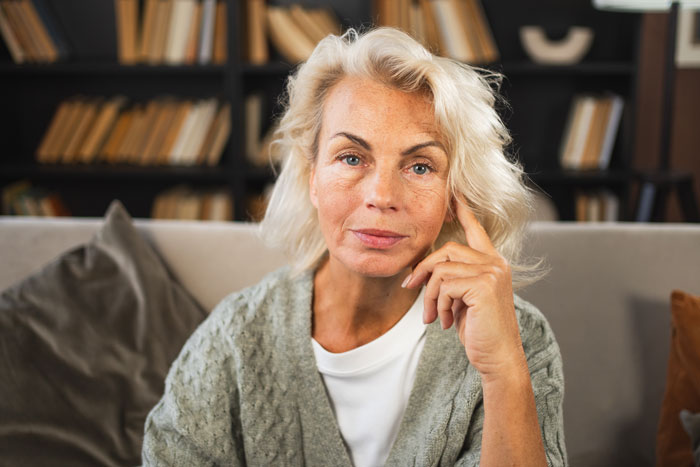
left=455, top=197, right=498, bottom=255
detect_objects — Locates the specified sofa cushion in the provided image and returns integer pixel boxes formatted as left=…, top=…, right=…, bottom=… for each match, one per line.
left=0, top=200, right=206, bottom=467
left=680, top=409, right=700, bottom=466
left=657, top=289, right=700, bottom=466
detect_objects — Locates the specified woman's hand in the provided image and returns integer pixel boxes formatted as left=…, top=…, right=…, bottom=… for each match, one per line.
left=402, top=199, right=527, bottom=382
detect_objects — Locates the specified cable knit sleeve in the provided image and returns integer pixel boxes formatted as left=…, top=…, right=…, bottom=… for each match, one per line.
left=455, top=295, right=568, bottom=467
left=141, top=296, right=245, bottom=466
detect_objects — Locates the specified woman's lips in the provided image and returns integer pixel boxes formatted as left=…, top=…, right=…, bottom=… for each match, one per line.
left=352, top=229, right=407, bottom=249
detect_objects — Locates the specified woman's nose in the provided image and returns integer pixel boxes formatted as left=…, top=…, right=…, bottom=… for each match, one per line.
left=364, top=166, right=400, bottom=211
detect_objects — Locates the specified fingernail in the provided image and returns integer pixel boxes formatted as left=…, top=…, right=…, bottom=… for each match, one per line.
left=401, top=273, right=412, bottom=288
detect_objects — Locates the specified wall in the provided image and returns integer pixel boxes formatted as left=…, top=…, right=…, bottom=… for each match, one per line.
left=634, top=13, right=700, bottom=222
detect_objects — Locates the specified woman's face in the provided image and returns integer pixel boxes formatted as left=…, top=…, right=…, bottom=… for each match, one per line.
left=310, top=76, right=451, bottom=278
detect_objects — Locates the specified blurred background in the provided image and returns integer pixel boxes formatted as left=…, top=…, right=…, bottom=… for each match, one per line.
left=0, top=0, right=698, bottom=223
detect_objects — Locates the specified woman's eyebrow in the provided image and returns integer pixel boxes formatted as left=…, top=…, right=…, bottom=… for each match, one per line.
left=400, top=141, right=446, bottom=156
left=330, top=131, right=446, bottom=155
left=331, top=132, right=371, bottom=150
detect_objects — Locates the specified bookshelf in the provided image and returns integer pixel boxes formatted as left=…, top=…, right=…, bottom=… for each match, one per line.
left=0, top=0, right=645, bottom=221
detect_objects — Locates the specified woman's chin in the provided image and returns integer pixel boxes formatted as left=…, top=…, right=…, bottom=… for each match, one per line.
left=340, top=257, right=410, bottom=279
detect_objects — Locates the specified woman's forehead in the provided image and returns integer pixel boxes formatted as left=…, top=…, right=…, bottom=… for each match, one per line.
left=321, top=77, right=441, bottom=139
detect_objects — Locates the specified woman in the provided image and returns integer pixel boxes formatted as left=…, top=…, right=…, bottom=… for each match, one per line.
left=143, top=27, right=567, bottom=466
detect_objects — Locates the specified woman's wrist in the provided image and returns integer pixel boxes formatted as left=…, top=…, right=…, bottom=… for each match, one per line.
left=479, top=350, right=530, bottom=389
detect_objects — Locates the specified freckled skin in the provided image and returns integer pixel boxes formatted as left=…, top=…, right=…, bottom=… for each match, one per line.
left=309, top=76, right=451, bottom=279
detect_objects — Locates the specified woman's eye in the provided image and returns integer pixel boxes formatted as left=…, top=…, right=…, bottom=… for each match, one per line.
left=411, top=164, right=430, bottom=175
left=342, top=155, right=361, bottom=166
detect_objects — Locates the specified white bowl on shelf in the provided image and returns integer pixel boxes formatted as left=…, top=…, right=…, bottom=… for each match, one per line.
left=519, top=26, right=594, bottom=65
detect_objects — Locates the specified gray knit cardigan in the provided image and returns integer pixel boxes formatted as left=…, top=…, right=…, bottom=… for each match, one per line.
left=142, top=266, right=568, bottom=466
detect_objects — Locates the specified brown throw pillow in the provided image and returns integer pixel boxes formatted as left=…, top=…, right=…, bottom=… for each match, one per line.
left=657, top=289, right=700, bottom=467
left=0, top=200, right=206, bottom=467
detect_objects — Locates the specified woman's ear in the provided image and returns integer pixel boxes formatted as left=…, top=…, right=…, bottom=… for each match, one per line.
left=309, top=169, right=318, bottom=208
left=444, top=196, right=457, bottom=223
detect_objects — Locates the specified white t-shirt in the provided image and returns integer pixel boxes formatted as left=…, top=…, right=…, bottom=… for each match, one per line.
left=311, top=288, right=427, bottom=467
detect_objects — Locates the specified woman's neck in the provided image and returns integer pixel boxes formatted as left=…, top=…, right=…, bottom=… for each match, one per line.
left=311, top=256, right=421, bottom=353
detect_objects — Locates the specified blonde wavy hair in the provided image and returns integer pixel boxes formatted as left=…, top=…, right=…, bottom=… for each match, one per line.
left=260, top=26, right=546, bottom=290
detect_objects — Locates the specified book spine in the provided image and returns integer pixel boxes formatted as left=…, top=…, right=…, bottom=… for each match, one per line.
left=198, top=0, right=215, bottom=64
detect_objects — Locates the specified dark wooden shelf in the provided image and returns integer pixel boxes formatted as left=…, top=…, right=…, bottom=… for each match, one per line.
left=527, top=169, right=638, bottom=185
left=244, top=164, right=279, bottom=182
left=239, top=61, right=295, bottom=76
left=0, top=1, right=646, bottom=222
left=495, top=61, right=635, bottom=76
left=0, top=62, right=227, bottom=76
left=0, top=164, right=231, bottom=182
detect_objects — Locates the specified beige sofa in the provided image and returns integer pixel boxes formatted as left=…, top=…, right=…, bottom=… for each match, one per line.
left=1, top=215, right=699, bottom=466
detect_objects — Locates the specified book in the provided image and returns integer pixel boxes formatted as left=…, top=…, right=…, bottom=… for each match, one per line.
left=266, top=6, right=317, bottom=63
left=2, top=180, right=70, bottom=216
left=137, top=0, right=158, bottom=62
left=409, top=2, right=427, bottom=48
left=115, top=0, right=138, bottom=64
left=202, top=102, right=230, bottom=167
left=575, top=189, right=620, bottom=222
left=36, top=99, right=75, bottom=163
left=184, top=0, right=202, bottom=64
left=430, top=0, right=475, bottom=62
left=635, top=182, right=656, bottom=222
left=559, top=93, right=624, bottom=171
left=152, top=185, right=233, bottom=220
left=179, top=97, right=218, bottom=165
left=155, top=0, right=175, bottom=63
left=418, top=0, right=442, bottom=54
left=579, top=97, right=610, bottom=170
left=560, top=95, right=595, bottom=170
left=0, top=3, right=25, bottom=63
left=78, top=96, right=128, bottom=163
left=168, top=99, right=204, bottom=164
left=5, top=0, right=40, bottom=61
left=140, top=98, right=178, bottom=165
left=165, top=0, right=196, bottom=65
left=129, top=99, right=163, bottom=164
left=32, top=0, right=70, bottom=60
left=35, top=95, right=229, bottom=167
left=597, top=94, right=624, bottom=170
left=100, top=107, right=134, bottom=163
left=600, top=188, right=619, bottom=222
left=20, top=0, right=58, bottom=62
left=244, top=0, right=268, bottom=64
left=464, top=0, right=499, bottom=63
left=62, top=98, right=101, bottom=163
left=245, top=93, right=263, bottom=165
left=198, top=0, right=215, bottom=64
left=289, top=5, right=328, bottom=45
left=158, top=100, right=191, bottom=164
left=212, top=0, right=226, bottom=64
left=116, top=103, right=146, bottom=162
left=309, top=7, right=340, bottom=36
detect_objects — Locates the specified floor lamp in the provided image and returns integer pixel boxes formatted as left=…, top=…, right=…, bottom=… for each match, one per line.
left=593, top=0, right=700, bottom=222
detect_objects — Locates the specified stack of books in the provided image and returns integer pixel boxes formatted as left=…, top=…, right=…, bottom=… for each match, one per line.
left=115, top=0, right=227, bottom=65
left=0, top=0, right=70, bottom=63
left=151, top=185, right=233, bottom=220
left=244, top=93, right=280, bottom=167
left=241, top=1, right=341, bottom=64
left=559, top=93, right=624, bottom=171
left=575, top=189, right=619, bottom=222
left=36, top=96, right=231, bottom=167
left=376, top=0, right=499, bottom=64
left=2, top=180, right=71, bottom=216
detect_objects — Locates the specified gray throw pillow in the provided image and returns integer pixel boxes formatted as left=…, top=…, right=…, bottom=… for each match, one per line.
left=0, top=200, right=206, bottom=467
left=681, top=409, right=700, bottom=467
